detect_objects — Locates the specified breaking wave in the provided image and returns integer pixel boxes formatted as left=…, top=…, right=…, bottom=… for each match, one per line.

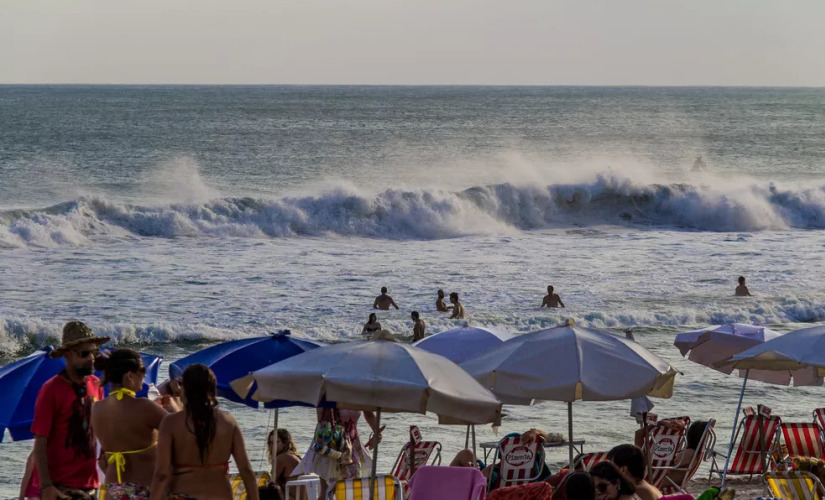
left=2, top=176, right=824, bottom=247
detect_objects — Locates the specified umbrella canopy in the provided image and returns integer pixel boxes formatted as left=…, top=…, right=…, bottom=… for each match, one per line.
left=231, top=339, right=502, bottom=425
left=461, top=324, right=677, bottom=402
left=0, top=346, right=161, bottom=442
left=673, top=323, right=809, bottom=384
left=413, top=324, right=514, bottom=363
left=461, top=324, right=677, bottom=466
left=719, top=325, right=825, bottom=385
left=169, top=330, right=320, bottom=408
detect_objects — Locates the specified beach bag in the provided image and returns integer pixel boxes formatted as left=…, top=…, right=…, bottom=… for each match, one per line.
left=313, top=409, right=353, bottom=465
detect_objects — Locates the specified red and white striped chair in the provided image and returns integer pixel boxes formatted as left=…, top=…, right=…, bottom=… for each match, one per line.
left=571, top=451, right=610, bottom=471
left=391, top=440, right=443, bottom=493
left=780, top=423, right=825, bottom=464
left=813, top=408, right=825, bottom=440
left=710, top=413, right=782, bottom=479
left=655, top=419, right=717, bottom=495
left=647, top=419, right=690, bottom=489
left=488, top=435, right=543, bottom=491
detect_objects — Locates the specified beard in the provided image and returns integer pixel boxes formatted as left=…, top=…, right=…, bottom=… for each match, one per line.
left=76, top=366, right=93, bottom=376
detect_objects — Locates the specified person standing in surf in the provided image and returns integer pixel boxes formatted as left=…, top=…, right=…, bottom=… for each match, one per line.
left=735, top=276, right=752, bottom=296
left=373, top=287, right=399, bottom=310
left=411, top=311, right=426, bottom=341
left=541, top=285, right=565, bottom=308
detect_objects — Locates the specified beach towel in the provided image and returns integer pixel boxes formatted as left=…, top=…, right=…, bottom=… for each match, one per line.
left=486, top=482, right=554, bottom=500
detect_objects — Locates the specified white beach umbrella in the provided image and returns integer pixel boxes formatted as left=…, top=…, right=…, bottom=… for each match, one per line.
left=461, top=323, right=678, bottom=465
left=712, top=324, right=824, bottom=484
left=674, top=323, right=797, bottom=384
left=414, top=324, right=515, bottom=364
left=231, top=338, right=502, bottom=496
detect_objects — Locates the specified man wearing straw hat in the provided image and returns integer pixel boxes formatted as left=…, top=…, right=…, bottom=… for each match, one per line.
left=31, top=321, right=110, bottom=500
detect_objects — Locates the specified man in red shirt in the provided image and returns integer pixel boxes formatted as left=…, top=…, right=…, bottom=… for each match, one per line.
left=31, top=321, right=110, bottom=500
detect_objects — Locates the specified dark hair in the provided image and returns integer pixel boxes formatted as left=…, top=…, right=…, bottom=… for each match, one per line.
left=437, top=289, right=444, bottom=296
left=267, top=428, right=298, bottom=464
left=590, top=462, right=636, bottom=498
left=368, top=313, right=377, bottom=323
left=258, top=484, right=283, bottom=500
left=548, top=285, right=554, bottom=292
left=607, top=444, right=645, bottom=480
left=565, top=471, right=595, bottom=500
left=182, top=363, right=219, bottom=464
left=450, top=292, right=458, bottom=300
left=381, top=287, right=388, bottom=293
left=738, top=276, right=746, bottom=284
left=686, top=421, right=707, bottom=450
left=94, top=348, right=143, bottom=386
left=411, top=311, right=419, bottom=320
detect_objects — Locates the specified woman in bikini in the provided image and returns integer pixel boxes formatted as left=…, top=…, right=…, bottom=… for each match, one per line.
left=92, top=349, right=169, bottom=500
left=361, top=313, right=382, bottom=335
left=148, top=363, right=259, bottom=500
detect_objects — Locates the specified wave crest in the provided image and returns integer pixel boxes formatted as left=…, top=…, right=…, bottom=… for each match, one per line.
left=2, top=177, right=824, bottom=247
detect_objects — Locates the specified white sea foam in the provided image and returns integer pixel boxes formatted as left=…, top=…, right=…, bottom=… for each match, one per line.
left=1, top=174, right=824, bottom=248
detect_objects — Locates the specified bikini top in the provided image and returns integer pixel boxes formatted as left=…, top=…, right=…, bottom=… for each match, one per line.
left=364, top=324, right=381, bottom=332
left=104, top=388, right=158, bottom=484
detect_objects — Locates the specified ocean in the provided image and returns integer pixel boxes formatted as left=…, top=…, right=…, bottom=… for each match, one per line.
left=1, top=85, right=824, bottom=497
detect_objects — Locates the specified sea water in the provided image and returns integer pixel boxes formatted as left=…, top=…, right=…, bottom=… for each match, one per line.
left=1, top=86, right=824, bottom=496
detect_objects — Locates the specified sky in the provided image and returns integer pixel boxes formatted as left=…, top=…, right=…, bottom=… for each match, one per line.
left=1, top=0, right=824, bottom=86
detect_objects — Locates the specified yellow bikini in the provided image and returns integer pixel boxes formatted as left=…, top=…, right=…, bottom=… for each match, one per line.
left=104, top=388, right=158, bottom=484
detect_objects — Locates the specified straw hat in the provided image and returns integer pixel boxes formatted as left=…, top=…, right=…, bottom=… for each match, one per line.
left=49, top=321, right=111, bottom=358
left=372, top=329, right=397, bottom=342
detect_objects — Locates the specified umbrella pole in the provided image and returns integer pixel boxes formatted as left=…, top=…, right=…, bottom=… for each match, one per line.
left=472, top=424, right=477, bottom=462
left=567, top=401, right=574, bottom=467
left=272, top=408, right=279, bottom=485
left=642, top=412, right=651, bottom=482
left=370, top=408, right=381, bottom=500
left=465, top=424, right=470, bottom=449
left=721, top=370, right=749, bottom=486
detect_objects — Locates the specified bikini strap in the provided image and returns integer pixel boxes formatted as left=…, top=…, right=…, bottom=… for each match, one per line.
left=106, top=442, right=158, bottom=483
left=109, top=388, right=136, bottom=401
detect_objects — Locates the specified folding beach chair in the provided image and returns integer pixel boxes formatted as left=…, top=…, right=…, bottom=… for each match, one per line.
left=488, top=435, right=544, bottom=490
left=765, top=471, right=825, bottom=500
left=230, top=471, right=272, bottom=500
left=813, top=409, right=825, bottom=441
left=717, top=487, right=737, bottom=500
left=407, top=465, right=486, bottom=500
left=390, top=439, right=442, bottom=493
left=780, top=423, right=825, bottom=466
left=647, top=418, right=691, bottom=489
left=710, top=413, right=782, bottom=479
left=571, top=451, right=610, bottom=471
left=654, top=419, right=717, bottom=495
left=326, top=475, right=402, bottom=500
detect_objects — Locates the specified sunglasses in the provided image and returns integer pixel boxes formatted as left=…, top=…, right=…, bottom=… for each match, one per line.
left=595, top=481, right=614, bottom=493
left=73, top=349, right=100, bottom=359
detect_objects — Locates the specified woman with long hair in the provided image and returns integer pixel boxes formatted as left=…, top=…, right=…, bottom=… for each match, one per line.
left=361, top=313, right=381, bottom=335
left=92, top=349, right=169, bottom=500
left=266, top=428, right=302, bottom=492
left=148, top=364, right=259, bottom=500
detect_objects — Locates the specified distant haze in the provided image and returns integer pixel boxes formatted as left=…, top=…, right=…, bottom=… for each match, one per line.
left=1, top=0, right=824, bottom=86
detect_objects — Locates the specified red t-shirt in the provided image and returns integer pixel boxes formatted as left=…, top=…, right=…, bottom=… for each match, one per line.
left=30, top=374, right=103, bottom=490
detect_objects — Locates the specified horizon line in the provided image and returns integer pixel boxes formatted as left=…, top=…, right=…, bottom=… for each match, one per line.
left=1, top=82, right=825, bottom=89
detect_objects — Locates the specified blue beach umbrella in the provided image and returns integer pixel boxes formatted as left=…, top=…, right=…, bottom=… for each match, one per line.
left=168, top=330, right=321, bottom=408
left=413, top=324, right=514, bottom=364
left=0, top=346, right=162, bottom=442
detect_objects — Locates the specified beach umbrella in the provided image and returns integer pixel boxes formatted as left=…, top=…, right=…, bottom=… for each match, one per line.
left=675, top=323, right=820, bottom=484
left=461, top=323, right=678, bottom=465
left=231, top=338, right=502, bottom=499
left=0, top=346, right=162, bottom=442
left=414, top=324, right=514, bottom=453
left=169, top=330, right=320, bottom=408
left=713, top=324, right=825, bottom=484
left=414, top=324, right=514, bottom=364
